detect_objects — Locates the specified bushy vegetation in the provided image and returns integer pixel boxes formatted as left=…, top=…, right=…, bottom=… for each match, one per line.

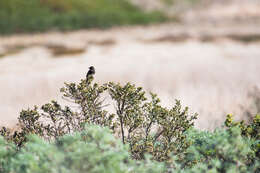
left=225, top=114, right=260, bottom=160
left=0, top=0, right=166, bottom=34
left=0, top=78, right=197, bottom=162
left=177, top=126, right=259, bottom=172
left=0, top=125, right=165, bottom=173
left=0, top=78, right=259, bottom=172
left=1, top=121, right=259, bottom=173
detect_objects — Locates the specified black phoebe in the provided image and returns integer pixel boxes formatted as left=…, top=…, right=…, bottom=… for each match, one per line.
left=86, top=66, right=95, bottom=82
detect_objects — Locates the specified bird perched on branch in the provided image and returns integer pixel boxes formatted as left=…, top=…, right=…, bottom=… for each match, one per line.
left=86, top=66, right=95, bottom=83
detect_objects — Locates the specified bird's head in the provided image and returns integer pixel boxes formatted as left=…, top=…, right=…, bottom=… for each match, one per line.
left=89, top=66, right=95, bottom=70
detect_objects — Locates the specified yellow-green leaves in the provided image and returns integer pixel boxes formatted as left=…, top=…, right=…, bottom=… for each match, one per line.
left=1, top=79, right=197, bottom=162
left=106, top=82, right=197, bottom=161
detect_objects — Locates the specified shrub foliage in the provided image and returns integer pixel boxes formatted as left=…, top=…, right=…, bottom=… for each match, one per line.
left=0, top=125, right=165, bottom=173
left=225, top=114, right=260, bottom=160
left=178, top=127, right=259, bottom=172
left=0, top=78, right=197, bottom=162
left=1, top=78, right=259, bottom=172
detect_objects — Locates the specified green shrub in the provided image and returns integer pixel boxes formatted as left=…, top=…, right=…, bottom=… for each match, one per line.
left=225, top=114, right=260, bottom=160
left=170, top=114, right=260, bottom=172
left=225, top=114, right=260, bottom=140
left=1, top=78, right=260, bottom=172
left=1, top=125, right=259, bottom=173
left=0, top=125, right=165, bottom=173
left=105, top=82, right=197, bottom=161
left=0, top=78, right=112, bottom=147
left=0, top=136, right=16, bottom=172
left=180, top=127, right=259, bottom=172
left=0, top=78, right=197, bottom=162
left=0, top=0, right=166, bottom=34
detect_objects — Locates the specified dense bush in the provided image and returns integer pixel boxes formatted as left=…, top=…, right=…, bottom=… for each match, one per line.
left=0, top=0, right=166, bottom=34
left=176, top=127, right=259, bottom=173
left=105, top=82, right=197, bottom=161
left=1, top=78, right=259, bottom=172
left=225, top=114, right=260, bottom=160
left=0, top=125, right=165, bottom=173
left=225, top=114, right=260, bottom=140
left=1, top=125, right=259, bottom=173
left=0, top=78, right=197, bottom=162
left=170, top=114, right=260, bottom=173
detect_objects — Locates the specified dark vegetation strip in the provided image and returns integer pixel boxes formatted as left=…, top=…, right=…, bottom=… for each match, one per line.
left=0, top=0, right=167, bottom=35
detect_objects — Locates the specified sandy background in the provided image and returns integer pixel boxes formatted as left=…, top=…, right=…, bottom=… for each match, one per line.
left=0, top=0, right=260, bottom=130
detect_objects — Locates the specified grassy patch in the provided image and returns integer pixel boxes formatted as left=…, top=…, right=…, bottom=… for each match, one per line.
left=0, top=0, right=167, bottom=34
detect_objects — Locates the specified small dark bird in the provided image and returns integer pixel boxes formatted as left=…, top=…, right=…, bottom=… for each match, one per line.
left=86, top=66, right=95, bottom=83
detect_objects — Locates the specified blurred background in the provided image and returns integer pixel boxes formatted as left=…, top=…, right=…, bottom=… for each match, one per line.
left=0, top=0, right=260, bottom=129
